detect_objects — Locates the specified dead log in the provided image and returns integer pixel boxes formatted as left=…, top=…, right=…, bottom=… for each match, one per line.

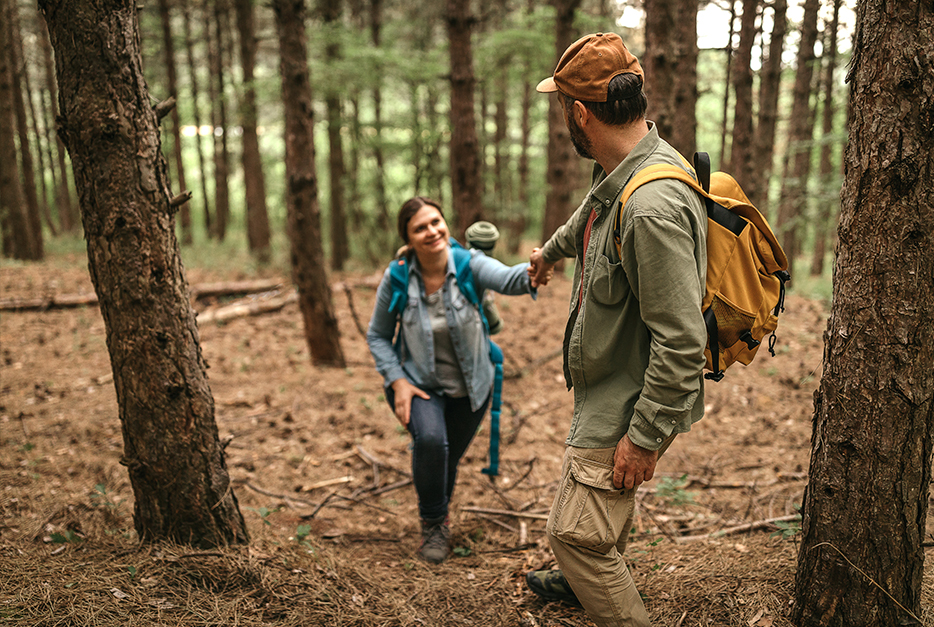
left=196, top=291, right=298, bottom=324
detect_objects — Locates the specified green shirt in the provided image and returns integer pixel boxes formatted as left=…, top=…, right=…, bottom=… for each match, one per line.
left=541, top=124, right=708, bottom=451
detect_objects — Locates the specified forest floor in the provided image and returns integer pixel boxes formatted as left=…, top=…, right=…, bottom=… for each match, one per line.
left=1, top=250, right=932, bottom=626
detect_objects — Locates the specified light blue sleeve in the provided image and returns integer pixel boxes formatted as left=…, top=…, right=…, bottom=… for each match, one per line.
left=469, top=250, right=537, bottom=300
left=366, top=267, right=407, bottom=387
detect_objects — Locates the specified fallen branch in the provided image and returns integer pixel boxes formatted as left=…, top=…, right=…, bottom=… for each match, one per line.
left=197, top=291, right=298, bottom=324
left=189, top=279, right=284, bottom=300
left=461, top=506, right=549, bottom=521
left=676, top=514, right=800, bottom=543
left=342, top=283, right=368, bottom=339
left=505, top=347, right=563, bottom=380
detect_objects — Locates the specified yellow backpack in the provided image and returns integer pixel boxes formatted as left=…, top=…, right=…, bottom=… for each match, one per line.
left=616, top=152, right=791, bottom=381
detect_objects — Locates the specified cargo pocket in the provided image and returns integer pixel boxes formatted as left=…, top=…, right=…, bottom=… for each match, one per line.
left=551, top=455, right=633, bottom=553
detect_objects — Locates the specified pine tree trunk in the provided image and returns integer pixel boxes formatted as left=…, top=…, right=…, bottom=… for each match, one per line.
left=752, top=0, right=787, bottom=221
left=38, top=12, right=76, bottom=232
left=727, top=0, right=758, bottom=197
left=718, top=0, right=736, bottom=167
left=446, top=0, right=483, bottom=237
left=182, top=2, right=213, bottom=238
left=793, top=1, right=934, bottom=623
left=235, top=0, right=271, bottom=262
left=273, top=0, right=346, bottom=368
left=644, top=0, right=697, bottom=157
left=158, top=0, right=191, bottom=245
left=210, top=0, right=231, bottom=241
left=323, top=0, right=348, bottom=271
left=0, top=0, right=32, bottom=260
left=40, top=0, right=249, bottom=547
left=775, top=0, right=820, bottom=269
left=370, top=0, right=389, bottom=245
left=541, top=0, right=581, bottom=245
left=6, top=1, right=43, bottom=260
left=809, top=0, right=842, bottom=278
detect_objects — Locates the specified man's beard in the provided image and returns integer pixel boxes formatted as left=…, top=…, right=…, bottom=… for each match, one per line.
left=567, top=113, right=595, bottom=160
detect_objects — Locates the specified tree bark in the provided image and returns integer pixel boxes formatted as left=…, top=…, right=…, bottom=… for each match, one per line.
left=6, top=0, right=43, bottom=260
left=775, top=0, right=820, bottom=270
left=182, top=1, right=213, bottom=238
left=234, top=0, right=272, bottom=262
left=752, top=0, right=788, bottom=221
left=369, top=0, right=390, bottom=244
left=809, top=0, right=842, bottom=278
left=718, top=0, right=736, bottom=168
left=273, top=0, right=346, bottom=368
left=446, top=0, right=483, bottom=238
left=727, top=0, right=759, bottom=198
left=644, top=0, right=698, bottom=157
left=158, top=0, right=191, bottom=244
left=793, top=0, right=934, bottom=624
left=541, top=0, right=581, bottom=246
left=40, top=0, right=248, bottom=547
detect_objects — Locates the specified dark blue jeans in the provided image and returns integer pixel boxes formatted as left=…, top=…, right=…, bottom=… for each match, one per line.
left=385, top=387, right=490, bottom=522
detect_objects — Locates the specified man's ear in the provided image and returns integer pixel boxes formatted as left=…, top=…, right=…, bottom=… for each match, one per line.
left=573, top=100, right=590, bottom=127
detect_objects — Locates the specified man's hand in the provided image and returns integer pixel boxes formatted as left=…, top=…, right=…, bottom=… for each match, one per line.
left=390, top=378, right=430, bottom=427
left=613, top=434, right=659, bottom=490
left=528, top=247, right=555, bottom=287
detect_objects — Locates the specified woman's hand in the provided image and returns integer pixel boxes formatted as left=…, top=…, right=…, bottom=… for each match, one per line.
left=390, top=378, right=430, bottom=427
left=528, top=247, right=555, bottom=287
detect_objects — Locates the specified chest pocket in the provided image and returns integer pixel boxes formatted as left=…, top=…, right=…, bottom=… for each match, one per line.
left=590, top=253, right=630, bottom=306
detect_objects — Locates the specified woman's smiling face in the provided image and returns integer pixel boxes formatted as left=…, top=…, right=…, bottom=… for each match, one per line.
left=406, top=204, right=449, bottom=257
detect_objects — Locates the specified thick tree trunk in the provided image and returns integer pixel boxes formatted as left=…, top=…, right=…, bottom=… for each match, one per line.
left=775, top=0, right=820, bottom=270
left=234, top=0, right=271, bottom=262
left=752, top=0, right=787, bottom=220
left=793, top=0, right=934, bottom=624
left=6, top=0, right=43, bottom=260
left=809, top=0, right=842, bottom=278
left=182, top=2, right=212, bottom=238
left=541, top=0, right=581, bottom=245
left=40, top=0, right=248, bottom=547
left=0, top=0, right=33, bottom=260
left=644, top=0, right=698, bottom=157
left=158, top=0, right=191, bottom=244
left=273, top=0, right=346, bottom=368
left=727, top=0, right=759, bottom=197
left=323, top=0, right=349, bottom=271
left=446, top=0, right=483, bottom=238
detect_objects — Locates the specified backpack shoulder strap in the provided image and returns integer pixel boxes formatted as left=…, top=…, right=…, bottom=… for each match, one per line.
left=388, top=257, right=409, bottom=316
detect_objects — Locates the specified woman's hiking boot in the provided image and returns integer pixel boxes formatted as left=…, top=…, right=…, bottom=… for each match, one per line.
left=419, top=517, right=450, bottom=564
left=525, top=570, right=581, bottom=606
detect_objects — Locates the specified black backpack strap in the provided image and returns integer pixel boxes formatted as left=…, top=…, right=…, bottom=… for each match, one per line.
left=693, top=152, right=711, bottom=193
left=703, top=307, right=724, bottom=382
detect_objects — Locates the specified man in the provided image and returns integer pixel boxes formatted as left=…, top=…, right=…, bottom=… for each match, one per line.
left=525, top=33, right=708, bottom=627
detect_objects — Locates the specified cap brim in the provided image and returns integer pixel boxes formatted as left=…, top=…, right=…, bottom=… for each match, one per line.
left=536, top=76, right=558, bottom=93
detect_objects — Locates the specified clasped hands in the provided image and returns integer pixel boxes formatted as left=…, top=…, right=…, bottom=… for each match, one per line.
left=527, top=247, right=555, bottom=287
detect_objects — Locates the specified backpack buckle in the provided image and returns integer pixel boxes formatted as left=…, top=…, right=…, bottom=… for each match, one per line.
left=740, top=331, right=760, bottom=351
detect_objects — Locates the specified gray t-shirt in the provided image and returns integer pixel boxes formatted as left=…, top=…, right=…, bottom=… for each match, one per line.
left=426, top=289, right=468, bottom=398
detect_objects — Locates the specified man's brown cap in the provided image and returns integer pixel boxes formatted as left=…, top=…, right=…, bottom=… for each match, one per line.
left=536, top=33, right=644, bottom=102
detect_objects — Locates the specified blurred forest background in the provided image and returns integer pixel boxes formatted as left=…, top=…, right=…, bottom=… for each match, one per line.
left=2, top=0, right=851, bottom=294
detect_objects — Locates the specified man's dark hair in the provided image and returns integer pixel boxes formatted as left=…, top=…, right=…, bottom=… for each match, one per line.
left=560, top=73, right=647, bottom=127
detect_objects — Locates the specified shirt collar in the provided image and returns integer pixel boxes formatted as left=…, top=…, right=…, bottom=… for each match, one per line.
left=589, top=121, right=661, bottom=212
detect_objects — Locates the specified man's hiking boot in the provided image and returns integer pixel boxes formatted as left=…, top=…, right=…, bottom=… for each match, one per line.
left=419, top=517, right=450, bottom=564
left=526, top=570, right=581, bottom=606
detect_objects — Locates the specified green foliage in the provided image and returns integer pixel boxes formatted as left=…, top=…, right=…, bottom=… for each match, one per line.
left=771, top=505, right=802, bottom=540
left=49, top=530, right=84, bottom=544
left=654, top=474, right=697, bottom=508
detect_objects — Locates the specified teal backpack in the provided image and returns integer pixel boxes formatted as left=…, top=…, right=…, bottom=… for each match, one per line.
left=387, top=238, right=504, bottom=477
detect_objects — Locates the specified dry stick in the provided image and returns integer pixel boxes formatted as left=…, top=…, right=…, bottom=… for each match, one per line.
left=341, top=283, right=368, bottom=339
left=811, top=541, right=922, bottom=624
left=197, top=291, right=298, bottom=324
left=363, top=478, right=413, bottom=497
left=306, top=490, right=338, bottom=520
left=473, top=511, right=519, bottom=533
left=460, top=506, right=549, bottom=521
left=676, top=513, right=800, bottom=543
left=355, top=445, right=410, bottom=478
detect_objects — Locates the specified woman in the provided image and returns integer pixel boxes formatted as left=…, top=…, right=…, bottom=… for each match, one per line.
left=366, top=197, right=538, bottom=564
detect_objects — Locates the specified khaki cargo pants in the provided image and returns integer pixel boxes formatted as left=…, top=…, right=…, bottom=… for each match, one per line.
left=545, top=439, right=674, bottom=627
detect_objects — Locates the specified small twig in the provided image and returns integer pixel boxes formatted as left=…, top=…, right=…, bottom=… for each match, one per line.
left=674, top=610, right=688, bottom=627
left=169, top=191, right=192, bottom=208
left=473, top=512, right=518, bottom=533
left=341, top=283, right=368, bottom=339
left=306, top=490, right=338, bottom=520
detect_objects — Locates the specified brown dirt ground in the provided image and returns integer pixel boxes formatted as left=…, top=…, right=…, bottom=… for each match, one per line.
left=1, top=252, right=931, bottom=626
